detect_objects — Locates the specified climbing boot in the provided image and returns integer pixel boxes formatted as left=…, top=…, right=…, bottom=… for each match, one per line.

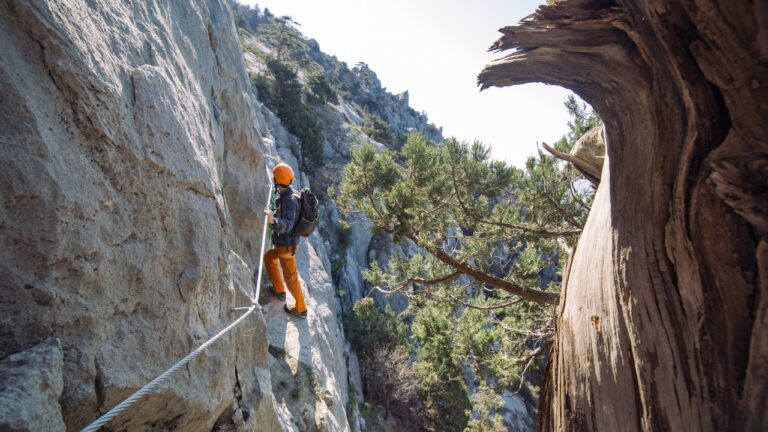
left=284, top=304, right=307, bottom=319
left=268, top=284, right=286, bottom=302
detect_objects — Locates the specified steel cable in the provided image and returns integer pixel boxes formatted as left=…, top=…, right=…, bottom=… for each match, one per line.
left=80, top=166, right=275, bottom=432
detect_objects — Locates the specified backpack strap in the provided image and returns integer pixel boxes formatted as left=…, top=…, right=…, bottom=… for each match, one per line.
left=291, top=191, right=302, bottom=233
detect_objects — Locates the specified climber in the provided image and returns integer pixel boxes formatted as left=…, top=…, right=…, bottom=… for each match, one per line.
left=263, top=163, right=308, bottom=319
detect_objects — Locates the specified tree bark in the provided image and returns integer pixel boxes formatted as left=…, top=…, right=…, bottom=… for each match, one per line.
left=479, top=1, right=768, bottom=431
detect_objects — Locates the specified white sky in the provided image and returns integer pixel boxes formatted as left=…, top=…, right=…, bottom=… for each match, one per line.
left=241, top=0, right=572, bottom=167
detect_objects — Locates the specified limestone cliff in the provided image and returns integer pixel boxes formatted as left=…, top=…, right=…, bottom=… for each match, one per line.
left=1, top=0, right=287, bottom=430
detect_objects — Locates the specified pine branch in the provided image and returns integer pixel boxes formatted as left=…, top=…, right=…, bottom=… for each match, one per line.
left=545, top=194, right=583, bottom=229
left=569, top=178, right=592, bottom=212
left=360, top=157, right=397, bottom=233
left=407, top=233, right=560, bottom=305
left=368, top=271, right=462, bottom=296
left=445, top=292, right=526, bottom=310
left=510, top=340, right=552, bottom=395
left=450, top=161, right=580, bottom=238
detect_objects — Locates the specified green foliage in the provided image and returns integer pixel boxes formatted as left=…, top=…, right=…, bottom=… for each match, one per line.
left=411, top=302, right=471, bottom=431
left=407, top=287, right=551, bottom=430
left=259, top=15, right=308, bottom=63
left=346, top=391, right=360, bottom=424
left=412, top=303, right=464, bottom=389
left=337, top=134, right=454, bottom=242
left=337, top=221, right=352, bottom=250
left=232, top=6, right=247, bottom=30
left=502, top=96, right=599, bottom=246
left=252, top=73, right=272, bottom=102
left=465, top=383, right=508, bottom=432
left=307, top=74, right=338, bottom=105
left=514, top=244, right=549, bottom=290
left=253, top=58, right=324, bottom=173
left=344, top=298, right=408, bottom=356
left=326, top=60, right=357, bottom=97
left=330, top=253, right=346, bottom=286
left=344, top=299, right=417, bottom=422
left=305, top=369, right=323, bottom=401
left=338, top=95, right=600, bottom=428
left=362, top=115, right=395, bottom=147
left=289, top=385, right=300, bottom=401
left=564, top=94, right=600, bottom=144
left=231, top=3, right=262, bottom=33
left=338, top=132, right=578, bottom=292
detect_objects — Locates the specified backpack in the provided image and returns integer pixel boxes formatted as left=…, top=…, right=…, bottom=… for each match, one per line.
left=291, top=187, right=319, bottom=237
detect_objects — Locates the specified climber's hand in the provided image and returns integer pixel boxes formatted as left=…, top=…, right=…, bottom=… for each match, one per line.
left=264, top=207, right=275, bottom=224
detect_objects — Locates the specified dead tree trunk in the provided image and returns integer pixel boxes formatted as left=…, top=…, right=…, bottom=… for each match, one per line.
left=479, top=1, right=768, bottom=431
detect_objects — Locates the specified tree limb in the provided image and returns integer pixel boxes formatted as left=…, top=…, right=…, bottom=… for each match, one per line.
left=509, top=339, right=553, bottom=396
left=368, top=271, right=461, bottom=297
left=450, top=161, right=580, bottom=238
left=569, top=178, right=592, bottom=212
left=545, top=194, right=583, bottom=229
left=407, top=234, right=560, bottom=305
left=445, top=292, right=526, bottom=310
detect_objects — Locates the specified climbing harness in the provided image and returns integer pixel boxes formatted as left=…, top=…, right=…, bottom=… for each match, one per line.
left=80, top=166, right=275, bottom=432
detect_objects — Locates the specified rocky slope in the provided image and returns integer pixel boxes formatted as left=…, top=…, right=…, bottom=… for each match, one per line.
left=236, top=7, right=443, bottom=318
left=252, top=103, right=362, bottom=432
left=235, top=8, right=539, bottom=430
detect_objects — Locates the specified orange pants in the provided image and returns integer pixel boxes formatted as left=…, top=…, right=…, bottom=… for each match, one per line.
left=264, top=244, right=306, bottom=313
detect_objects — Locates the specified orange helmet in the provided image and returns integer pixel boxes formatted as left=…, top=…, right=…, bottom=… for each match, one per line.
left=272, top=163, right=294, bottom=186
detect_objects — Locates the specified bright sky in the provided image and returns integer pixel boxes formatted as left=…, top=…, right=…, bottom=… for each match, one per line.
left=241, top=0, right=573, bottom=167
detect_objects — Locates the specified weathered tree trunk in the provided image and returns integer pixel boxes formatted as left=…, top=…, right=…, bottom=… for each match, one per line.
left=479, top=1, right=767, bottom=430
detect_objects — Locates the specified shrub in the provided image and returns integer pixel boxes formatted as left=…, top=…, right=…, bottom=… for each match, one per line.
left=254, top=58, right=324, bottom=174
left=343, top=299, right=417, bottom=420
left=362, top=115, right=395, bottom=147
left=307, top=74, right=338, bottom=105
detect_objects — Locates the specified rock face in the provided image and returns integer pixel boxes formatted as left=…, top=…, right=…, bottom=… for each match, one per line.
left=0, top=339, right=65, bottom=431
left=254, top=101, right=359, bottom=431
left=0, top=0, right=283, bottom=430
left=261, top=232, right=348, bottom=432
left=480, top=0, right=768, bottom=430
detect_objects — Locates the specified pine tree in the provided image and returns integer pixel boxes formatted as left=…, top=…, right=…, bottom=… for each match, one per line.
left=252, top=58, right=324, bottom=173
left=337, top=96, right=600, bottom=427
left=337, top=132, right=591, bottom=305
left=260, top=15, right=307, bottom=64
